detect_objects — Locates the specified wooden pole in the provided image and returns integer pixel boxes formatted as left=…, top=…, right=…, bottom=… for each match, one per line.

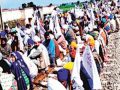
left=0, top=6, right=3, bottom=30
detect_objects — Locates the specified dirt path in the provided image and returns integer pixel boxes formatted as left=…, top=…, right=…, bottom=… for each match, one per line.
left=101, top=31, right=120, bottom=90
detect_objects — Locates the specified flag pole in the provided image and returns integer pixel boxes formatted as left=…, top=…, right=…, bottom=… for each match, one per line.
left=0, top=6, right=4, bottom=30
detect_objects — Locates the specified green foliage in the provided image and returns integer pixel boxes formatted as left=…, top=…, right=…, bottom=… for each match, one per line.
left=22, top=3, right=27, bottom=9
left=58, top=1, right=84, bottom=12
left=58, top=4, right=75, bottom=11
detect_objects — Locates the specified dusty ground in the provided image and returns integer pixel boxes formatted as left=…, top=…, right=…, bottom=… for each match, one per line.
left=101, top=30, right=120, bottom=90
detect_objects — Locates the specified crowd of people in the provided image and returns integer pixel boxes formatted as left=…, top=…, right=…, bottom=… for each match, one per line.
left=0, top=0, right=120, bottom=90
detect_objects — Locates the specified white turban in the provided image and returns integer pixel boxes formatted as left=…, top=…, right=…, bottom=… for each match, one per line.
left=62, top=24, right=69, bottom=30
left=72, top=26, right=79, bottom=30
left=84, top=27, right=89, bottom=33
left=33, top=35, right=41, bottom=42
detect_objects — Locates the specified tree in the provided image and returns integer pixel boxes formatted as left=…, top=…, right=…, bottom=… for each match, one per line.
left=27, top=2, right=34, bottom=7
left=77, top=1, right=80, bottom=5
left=22, top=3, right=26, bottom=9
left=48, top=3, right=53, bottom=7
left=71, top=2, right=74, bottom=5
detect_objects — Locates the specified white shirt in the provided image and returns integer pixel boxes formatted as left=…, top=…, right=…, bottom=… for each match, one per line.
left=110, top=19, right=116, bottom=31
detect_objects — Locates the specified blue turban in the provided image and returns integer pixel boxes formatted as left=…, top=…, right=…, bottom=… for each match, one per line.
left=27, top=38, right=34, bottom=45
left=104, top=25, right=110, bottom=31
left=0, top=31, right=7, bottom=38
left=109, top=14, right=114, bottom=19
left=101, top=18, right=106, bottom=23
left=21, top=26, right=26, bottom=31
left=57, top=68, right=69, bottom=82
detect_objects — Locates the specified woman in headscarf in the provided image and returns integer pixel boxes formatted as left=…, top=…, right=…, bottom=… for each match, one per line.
left=10, top=51, right=33, bottom=90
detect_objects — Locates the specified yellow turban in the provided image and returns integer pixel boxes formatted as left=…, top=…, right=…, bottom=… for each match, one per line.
left=63, top=62, right=74, bottom=70
left=76, top=19, right=80, bottom=24
left=87, top=35, right=95, bottom=48
left=70, top=41, right=78, bottom=48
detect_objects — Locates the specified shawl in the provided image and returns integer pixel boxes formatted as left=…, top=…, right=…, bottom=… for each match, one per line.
left=11, top=51, right=33, bottom=90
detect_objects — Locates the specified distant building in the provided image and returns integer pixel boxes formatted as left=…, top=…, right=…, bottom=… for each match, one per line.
left=1, top=5, right=56, bottom=24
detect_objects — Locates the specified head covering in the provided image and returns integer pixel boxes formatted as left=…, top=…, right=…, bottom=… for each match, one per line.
left=63, top=62, right=74, bottom=70
left=33, top=36, right=41, bottom=42
left=76, top=19, right=80, bottom=24
left=104, top=25, right=110, bottom=31
left=62, top=24, right=69, bottom=30
left=70, top=41, right=78, bottom=48
left=11, top=51, right=33, bottom=90
left=11, top=28, right=17, bottom=33
left=21, top=26, right=26, bottom=31
left=101, top=18, right=107, bottom=23
left=0, top=31, right=6, bottom=38
left=72, top=26, right=79, bottom=30
left=57, top=68, right=69, bottom=82
left=93, top=31, right=99, bottom=37
left=27, top=38, right=34, bottom=45
left=89, top=31, right=99, bottom=38
left=86, top=34, right=95, bottom=48
left=84, top=27, right=89, bottom=33
left=109, top=14, right=114, bottom=19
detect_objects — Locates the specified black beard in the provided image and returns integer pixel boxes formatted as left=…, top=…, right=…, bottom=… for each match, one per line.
left=1, top=44, right=6, bottom=48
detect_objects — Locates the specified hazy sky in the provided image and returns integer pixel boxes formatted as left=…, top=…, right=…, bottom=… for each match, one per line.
left=0, top=0, right=88, bottom=9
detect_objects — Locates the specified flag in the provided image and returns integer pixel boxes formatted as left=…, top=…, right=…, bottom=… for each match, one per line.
left=53, top=15, right=62, bottom=39
left=49, top=17, right=54, bottom=32
left=82, top=45, right=102, bottom=89
left=71, top=47, right=84, bottom=90
left=36, top=16, right=40, bottom=31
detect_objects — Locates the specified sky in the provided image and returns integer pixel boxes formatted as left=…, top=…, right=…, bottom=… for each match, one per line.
left=0, top=0, right=88, bottom=9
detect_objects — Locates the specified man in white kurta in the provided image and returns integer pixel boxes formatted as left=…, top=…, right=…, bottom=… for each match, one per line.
left=26, top=36, right=50, bottom=69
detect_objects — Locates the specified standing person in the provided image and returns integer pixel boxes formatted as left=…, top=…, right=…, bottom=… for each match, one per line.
left=10, top=29, right=20, bottom=52
left=10, top=51, right=33, bottom=90
left=11, top=35, right=19, bottom=52
left=62, top=24, right=76, bottom=44
left=44, top=32, right=55, bottom=67
left=15, top=23, right=25, bottom=51
left=109, top=14, right=116, bottom=32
